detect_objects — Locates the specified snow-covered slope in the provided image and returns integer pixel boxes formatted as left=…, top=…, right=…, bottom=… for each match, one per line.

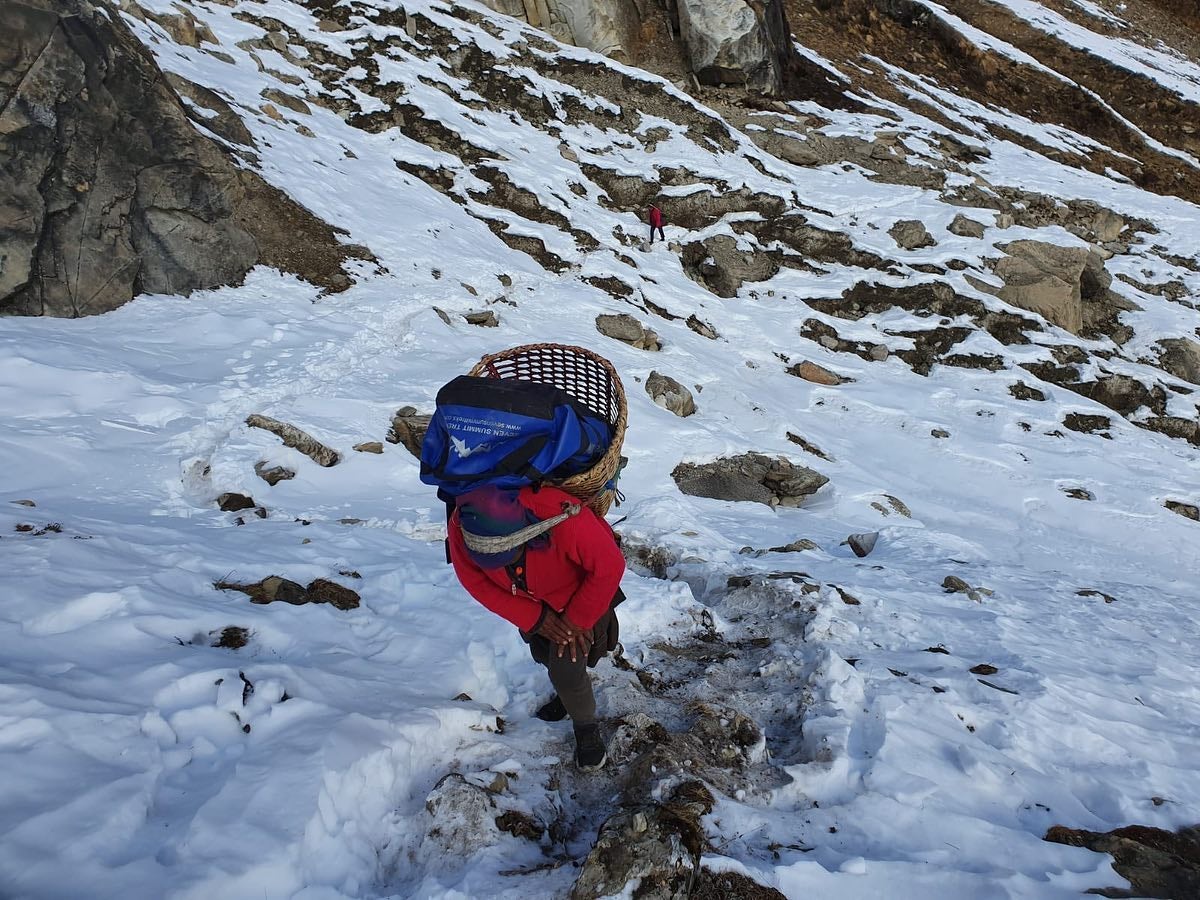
left=1, top=0, right=1199, bottom=897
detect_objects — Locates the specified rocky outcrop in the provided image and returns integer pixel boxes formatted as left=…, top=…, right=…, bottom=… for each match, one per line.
left=646, top=371, right=696, bottom=417
left=1157, top=338, right=1200, bottom=385
left=1044, top=823, right=1200, bottom=900
left=988, top=241, right=1133, bottom=339
left=1, top=0, right=357, bottom=317
left=677, top=0, right=792, bottom=94
left=571, top=803, right=700, bottom=900
left=672, top=452, right=828, bottom=507
left=681, top=235, right=778, bottom=297
left=480, top=0, right=641, bottom=61
left=1165, top=500, right=1199, bottom=521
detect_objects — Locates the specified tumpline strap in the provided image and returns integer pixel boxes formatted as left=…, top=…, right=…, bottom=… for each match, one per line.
left=460, top=502, right=581, bottom=555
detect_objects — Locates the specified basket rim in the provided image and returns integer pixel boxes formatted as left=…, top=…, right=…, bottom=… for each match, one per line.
left=467, top=343, right=628, bottom=514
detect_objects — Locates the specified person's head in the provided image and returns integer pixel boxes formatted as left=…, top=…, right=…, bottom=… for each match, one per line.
left=456, top=485, right=547, bottom=568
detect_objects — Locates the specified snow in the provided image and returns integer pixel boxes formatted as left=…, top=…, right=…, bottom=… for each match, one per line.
left=2, top=0, right=1200, bottom=898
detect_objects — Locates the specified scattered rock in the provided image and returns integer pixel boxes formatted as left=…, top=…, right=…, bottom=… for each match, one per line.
left=1077, top=589, right=1117, bottom=603
left=10, top=499, right=36, bottom=507
left=888, top=220, right=936, bottom=250
left=353, top=442, right=384, bottom=454
left=388, top=406, right=432, bottom=457
left=768, top=538, right=818, bottom=553
left=785, top=432, right=830, bottom=460
left=463, top=310, right=499, bottom=327
left=1063, top=487, right=1094, bottom=501
left=672, top=452, right=828, bottom=508
left=646, top=371, right=697, bottom=417
left=246, top=415, right=340, bottom=466
left=686, top=314, right=720, bottom=340
left=596, top=313, right=660, bottom=350
left=883, top=494, right=911, bottom=517
left=215, top=576, right=360, bottom=609
left=1156, top=338, right=1200, bottom=385
left=1044, top=824, right=1200, bottom=900
left=212, top=626, right=250, bottom=649
left=681, top=235, right=778, bottom=298
left=1063, top=413, right=1112, bottom=437
left=846, top=532, right=878, bottom=558
left=834, top=586, right=860, bottom=605
left=217, top=492, right=256, bottom=512
left=1009, top=382, right=1047, bottom=402
left=261, top=87, right=310, bottom=116
left=869, top=344, right=890, bottom=362
left=14, top=522, right=63, bottom=536
left=423, top=773, right=499, bottom=856
left=942, top=575, right=988, bottom=602
left=571, top=803, right=699, bottom=900
left=949, top=215, right=985, bottom=238
left=1140, top=416, right=1200, bottom=446
left=305, top=578, right=361, bottom=610
left=1165, top=500, right=1199, bottom=521
left=788, top=360, right=848, bottom=386
left=254, top=461, right=296, bottom=486
left=931, top=428, right=951, bottom=439
left=495, top=810, right=542, bottom=841
left=969, top=663, right=999, bottom=675
left=690, top=868, right=788, bottom=899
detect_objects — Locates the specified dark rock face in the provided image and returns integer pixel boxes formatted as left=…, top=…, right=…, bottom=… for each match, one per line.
left=1044, top=823, right=1200, bottom=899
left=1, top=0, right=356, bottom=317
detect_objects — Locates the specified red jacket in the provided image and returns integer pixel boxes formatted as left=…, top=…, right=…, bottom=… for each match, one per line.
left=649, top=205, right=663, bottom=227
left=448, top=485, right=625, bottom=633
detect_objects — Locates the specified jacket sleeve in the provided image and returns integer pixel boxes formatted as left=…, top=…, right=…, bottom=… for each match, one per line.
left=556, top=509, right=626, bottom=631
left=448, top=515, right=543, bottom=632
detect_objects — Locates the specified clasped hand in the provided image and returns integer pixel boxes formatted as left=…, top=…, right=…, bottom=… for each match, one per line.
left=536, top=609, right=592, bottom=662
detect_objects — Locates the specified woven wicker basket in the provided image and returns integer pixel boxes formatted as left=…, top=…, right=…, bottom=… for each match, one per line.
left=468, top=343, right=627, bottom=516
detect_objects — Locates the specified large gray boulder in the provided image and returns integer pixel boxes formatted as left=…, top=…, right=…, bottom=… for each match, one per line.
left=990, top=241, right=1124, bottom=336
left=889, top=219, right=936, bottom=250
left=677, top=0, right=791, bottom=95
left=646, top=371, right=696, bottom=417
left=596, top=313, right=660, bottom=350
left=992, top=241, right=1091, bottom=333
left=1, top=0, right=354, bottom=316
left=672, top=452, right=828, bottom=507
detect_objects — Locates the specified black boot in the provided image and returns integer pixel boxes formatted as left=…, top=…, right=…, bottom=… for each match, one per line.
left=573, top=722, right=607, bottom=772
left=535, top=694, right=567, bottom=722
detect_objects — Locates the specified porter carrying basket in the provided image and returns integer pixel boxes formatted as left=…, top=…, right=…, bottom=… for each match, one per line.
left=468, top=343, right=627, bottom=516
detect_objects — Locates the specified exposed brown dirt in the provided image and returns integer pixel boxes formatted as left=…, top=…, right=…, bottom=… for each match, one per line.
left=780, top=0, right=1200, bottom=203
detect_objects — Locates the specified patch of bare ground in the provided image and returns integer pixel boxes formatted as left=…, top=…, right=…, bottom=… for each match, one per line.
left=780, top=0, right=1200, bottom=204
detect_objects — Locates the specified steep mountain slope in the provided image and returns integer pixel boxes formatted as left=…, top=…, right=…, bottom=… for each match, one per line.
left=1, top=0, right=1199, bottom=898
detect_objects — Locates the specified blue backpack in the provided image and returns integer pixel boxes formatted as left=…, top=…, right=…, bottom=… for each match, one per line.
left=419, top=375, right=612, bottom=498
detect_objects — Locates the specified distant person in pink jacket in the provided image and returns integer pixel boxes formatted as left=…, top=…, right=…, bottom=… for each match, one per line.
left=648, top=202, right=665, bottom=244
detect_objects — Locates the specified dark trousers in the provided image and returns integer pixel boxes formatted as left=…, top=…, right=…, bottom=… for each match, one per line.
left=524, top=593, right=622, bottom=726
left=649, top=224, right=665, bottom=243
